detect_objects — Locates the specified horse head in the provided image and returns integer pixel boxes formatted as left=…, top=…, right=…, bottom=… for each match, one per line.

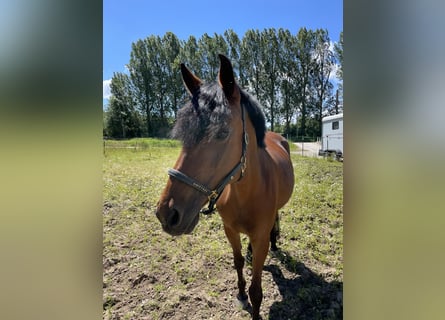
left=155, top=55, right=246, bottom=236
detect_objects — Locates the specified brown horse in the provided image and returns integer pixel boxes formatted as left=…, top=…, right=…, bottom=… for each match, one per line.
left=155, top=54, right=294, bottom=320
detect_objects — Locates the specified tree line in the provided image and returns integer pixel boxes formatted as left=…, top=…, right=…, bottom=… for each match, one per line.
left=104, top=28, right=343, bottom=141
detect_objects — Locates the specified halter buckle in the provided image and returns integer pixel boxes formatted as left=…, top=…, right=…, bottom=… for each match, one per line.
left=241, top=155, right=247, bottom=177
left=208, top=190, right=219, bottom=202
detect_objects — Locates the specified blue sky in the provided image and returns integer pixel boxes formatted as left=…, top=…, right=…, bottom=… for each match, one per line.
left=103, top=0, right=342, bottom=102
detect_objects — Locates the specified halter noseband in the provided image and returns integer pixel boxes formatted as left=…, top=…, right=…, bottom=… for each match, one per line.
left=167, top=105, right=248, bottom=215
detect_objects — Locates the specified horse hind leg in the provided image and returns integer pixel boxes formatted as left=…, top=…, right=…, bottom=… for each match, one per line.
left=270, top=212, right=280, bottom=252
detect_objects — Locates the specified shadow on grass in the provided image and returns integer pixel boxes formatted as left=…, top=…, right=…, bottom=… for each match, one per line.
left=265, top=249, right=343, bottom=320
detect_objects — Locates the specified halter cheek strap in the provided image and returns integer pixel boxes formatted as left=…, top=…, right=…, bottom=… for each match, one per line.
left=167, top=155, right=245, bottom=215
left=168, top=105, right=248, bottom=215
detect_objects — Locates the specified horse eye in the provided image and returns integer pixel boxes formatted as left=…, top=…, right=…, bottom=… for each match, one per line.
left=216, top=129, right=230, bottom=140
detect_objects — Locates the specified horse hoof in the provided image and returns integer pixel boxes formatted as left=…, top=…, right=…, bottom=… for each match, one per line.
left=269, top=248, right=280, bottom=261
left=236, top=294, right=249, bottom=310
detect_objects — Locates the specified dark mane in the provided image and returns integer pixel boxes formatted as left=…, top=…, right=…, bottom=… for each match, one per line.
left=171, top=82, right=266, bottom=148
left=240, top=89, right=266, bottom=148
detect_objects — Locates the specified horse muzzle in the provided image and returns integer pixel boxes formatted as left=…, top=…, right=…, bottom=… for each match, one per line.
left=155, top=198, right=200, bottom=236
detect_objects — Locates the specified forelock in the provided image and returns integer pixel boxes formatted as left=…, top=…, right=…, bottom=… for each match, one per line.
left=171, top=82, right=232, bottom=147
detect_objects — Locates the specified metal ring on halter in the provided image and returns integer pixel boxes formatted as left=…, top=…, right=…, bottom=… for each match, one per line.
left=208, top=190, right=219, bottom=202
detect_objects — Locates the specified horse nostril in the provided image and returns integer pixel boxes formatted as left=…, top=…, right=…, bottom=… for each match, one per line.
left=169, top=208, right=180, bottom=227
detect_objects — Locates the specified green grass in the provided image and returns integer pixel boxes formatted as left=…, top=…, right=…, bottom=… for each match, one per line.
left=104, top=137, right=181, bottom=149
left=103, top=138, right=343, bottom=319
left=283, top=156, right=343, bottom=276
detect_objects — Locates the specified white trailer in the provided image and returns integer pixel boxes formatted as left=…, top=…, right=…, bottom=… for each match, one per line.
left=319, top=113, right=343, bottom=161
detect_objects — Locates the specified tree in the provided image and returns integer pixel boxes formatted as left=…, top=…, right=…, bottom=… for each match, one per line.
left=128, top=39, right=154, bottom=136
left=105, top=72, right=141, bottom=138
left=107, top=28, right=342, bottom=140
left=145, top=35, right=170, bottom=136
left=334, top=31, right=343, bottom=83
left=224, top=29, right=242, bottom=83
left=295, top=28, right=317, bottom=138
left=333, top=31, right=343, bottom=113
left=241, top=29, right=263, bottom=99
left=277, top=28, right=300, bottom=135
left=311, top=29, right=335, bottom=134
left=179, top=36, right=202, bottom=76
left=162, top=32, right=182, bottom=119
left=127, top=34, right=182, bottom=137
left=258, top=28, right=280, bottom=131
left=197, top=33, right=228, bottom=80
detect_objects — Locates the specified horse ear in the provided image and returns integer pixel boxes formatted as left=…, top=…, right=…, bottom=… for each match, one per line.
left=218, top=54, right=236, bottom=98
left=181, top=63, right=202, bottom=96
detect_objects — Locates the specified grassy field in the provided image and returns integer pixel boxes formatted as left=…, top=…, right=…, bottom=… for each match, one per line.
left=103, top=138, right=343, bottom=320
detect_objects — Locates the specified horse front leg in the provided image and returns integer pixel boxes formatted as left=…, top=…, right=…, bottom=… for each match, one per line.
left=223, top=226, right=248, bottom=305
left=249, top=235, right=269, bottom=320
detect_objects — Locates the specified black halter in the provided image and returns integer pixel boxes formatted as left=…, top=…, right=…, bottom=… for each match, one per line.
left=168, top=105, right=248, bottom=215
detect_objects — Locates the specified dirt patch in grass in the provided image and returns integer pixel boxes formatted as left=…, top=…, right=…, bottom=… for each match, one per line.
left=103, top=144, right=343, bottom=319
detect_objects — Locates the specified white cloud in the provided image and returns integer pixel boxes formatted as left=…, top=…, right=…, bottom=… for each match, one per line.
left=103, top=79, right=112, bottom=100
